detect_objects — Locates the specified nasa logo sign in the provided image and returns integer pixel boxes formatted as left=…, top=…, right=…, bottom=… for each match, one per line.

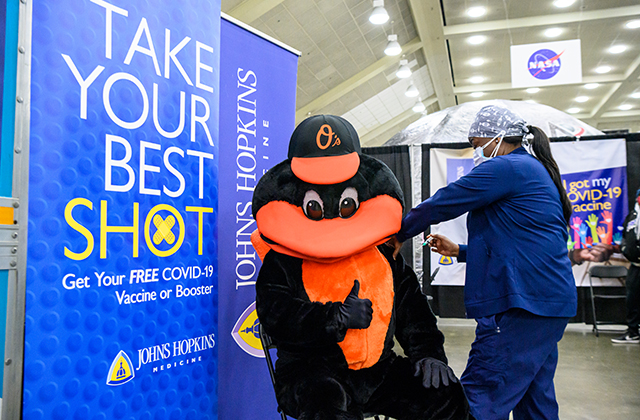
left=511, top=40, right=581, bottom=88
left=528, top=49, right=564, bottom=80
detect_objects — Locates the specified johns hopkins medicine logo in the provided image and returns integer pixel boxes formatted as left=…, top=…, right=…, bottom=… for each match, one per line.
left=231, top=301, right=264, bottom=357
left=528, top=49, right=564, bottom=80
left=106, top=350, right=135, bottom=386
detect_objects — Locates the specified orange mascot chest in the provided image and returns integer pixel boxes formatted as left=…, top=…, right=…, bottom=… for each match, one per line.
left=302, top=246, right=394, bottom=370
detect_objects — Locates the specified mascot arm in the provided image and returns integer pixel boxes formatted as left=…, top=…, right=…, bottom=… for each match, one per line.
left=381, top=246, right=447, bottom=364
left=256, top=251, right=348, bottom=346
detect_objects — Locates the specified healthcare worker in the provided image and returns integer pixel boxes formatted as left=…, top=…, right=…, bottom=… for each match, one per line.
left=390, top=105, right=577, bottom=420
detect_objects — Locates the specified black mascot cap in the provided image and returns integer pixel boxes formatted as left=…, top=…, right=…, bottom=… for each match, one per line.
left=288, top=114, right=361, bottom=185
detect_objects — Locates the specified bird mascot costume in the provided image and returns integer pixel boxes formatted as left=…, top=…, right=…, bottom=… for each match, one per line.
left=251, top=115, right=470, bottom=420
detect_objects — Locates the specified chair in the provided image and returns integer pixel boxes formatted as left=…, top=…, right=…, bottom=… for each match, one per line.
left=258, top=323, right=389, bottom=420
left=588, top=264, right=628, bottom=336
left=259, top=323, right=288, bottom=420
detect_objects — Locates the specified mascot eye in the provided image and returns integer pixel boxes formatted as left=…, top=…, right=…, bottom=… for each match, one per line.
left=303, top=190, right=324, bottom=221
left=339, top=187, right=359, bottom=219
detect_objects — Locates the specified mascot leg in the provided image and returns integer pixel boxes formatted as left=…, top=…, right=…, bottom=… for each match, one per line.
left=364, top=356, right=470, bottom=420
left=277, top=367, right=362, bottom=420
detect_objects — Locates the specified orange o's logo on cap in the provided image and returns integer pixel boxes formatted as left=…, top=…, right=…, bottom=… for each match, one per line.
left=316, top=124, right=341, bottom=150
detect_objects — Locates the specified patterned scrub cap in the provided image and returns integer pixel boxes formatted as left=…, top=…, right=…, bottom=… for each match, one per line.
left=468, top=105, right=529, bottom=139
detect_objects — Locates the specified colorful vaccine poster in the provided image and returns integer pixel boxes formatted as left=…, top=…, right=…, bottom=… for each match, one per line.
left=554, top=139, right=628, bottom=287
left=553, top=139, right=628, bottom=250
left=24, top=1, right=220, bottom=419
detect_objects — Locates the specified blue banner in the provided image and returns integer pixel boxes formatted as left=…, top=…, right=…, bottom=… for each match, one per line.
left=25, top=1, right=220, bottom=419
left=217, top=17, right=298, bottom=420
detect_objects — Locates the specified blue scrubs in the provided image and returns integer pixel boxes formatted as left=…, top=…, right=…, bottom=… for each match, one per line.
left=396, top=147, right=577, bottom=419
left=461, top=309, right=568, bottom=420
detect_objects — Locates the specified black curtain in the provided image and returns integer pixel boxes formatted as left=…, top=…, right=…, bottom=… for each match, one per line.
left=624, top=134, right=640, bottom=208
left=362, top=145, right=413, bottom=264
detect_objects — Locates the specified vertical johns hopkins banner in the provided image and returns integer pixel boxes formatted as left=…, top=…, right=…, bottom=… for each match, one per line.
left=217, top=17, right=298, bottom=420
left=25, top=1, right=220, bottom=419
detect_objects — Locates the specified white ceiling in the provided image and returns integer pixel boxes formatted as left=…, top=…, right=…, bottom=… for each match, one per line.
left=221, top=0, right=640, bottom=146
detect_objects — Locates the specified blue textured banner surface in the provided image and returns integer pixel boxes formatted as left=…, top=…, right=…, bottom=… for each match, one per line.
left=217, top=18, right=298, bottom=420
left=25, top=1, right=220, bottom=418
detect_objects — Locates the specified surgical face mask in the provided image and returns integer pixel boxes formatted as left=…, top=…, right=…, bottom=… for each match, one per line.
left=473, top=131, right=505, bottom=167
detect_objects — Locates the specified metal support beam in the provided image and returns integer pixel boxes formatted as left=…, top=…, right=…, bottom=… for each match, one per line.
left=588, top=53, right=640, bottom=120
left=360, top=96, right=438, bottom=146
left=444, top=5, right=640, bottom=36
left=2, top=0, right=32, bottom=419
left=453, top=74, right=627, bottom=94
left=408, top=0, right=456, bottom=109
left=295, top=37, right=422, bottom=122
left=225, top=0, right=285, bottom=24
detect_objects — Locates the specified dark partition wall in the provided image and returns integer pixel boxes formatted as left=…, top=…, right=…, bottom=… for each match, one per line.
left=362, top=145, right=413, bottom=265
left=624, top=135, right=640, bottom=208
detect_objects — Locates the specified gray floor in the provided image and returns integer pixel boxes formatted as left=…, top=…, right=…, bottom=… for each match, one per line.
left=437, top=319, right=640, bottom=420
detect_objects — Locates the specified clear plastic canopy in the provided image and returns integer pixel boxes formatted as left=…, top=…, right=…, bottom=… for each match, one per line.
left=384, top=99, right=603, bottom=146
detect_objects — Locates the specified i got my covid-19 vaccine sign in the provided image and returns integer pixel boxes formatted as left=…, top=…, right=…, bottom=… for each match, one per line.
left=24, top=1, right=220, bottom=419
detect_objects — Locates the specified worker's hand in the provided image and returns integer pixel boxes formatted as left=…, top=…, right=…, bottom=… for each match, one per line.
left=339, top=280, right=373, bottom=329
left=426, top=234, right=459, bottom=257
left=387, top=236, right=403, bottom=260
left=414, top=357, right=458, bottom=389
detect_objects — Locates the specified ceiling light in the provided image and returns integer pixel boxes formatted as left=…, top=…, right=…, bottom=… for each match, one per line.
left=469, top=76, right=484, bottom=84
left=544, top=27, right=563, bottom=38
left=470, top=92, right=484, bottom=98
left=369, top=0, right=389, bottom=25
left=567, top=108, right=580, bottom=114
left=469, top=58, right=485, bottom=67
left=608, top=45, right=627, bottom=54
left=412, top=100, right=426, bottom=113
left=526, top=88, right=540, bottom=94
left=466, top=7, right=486, bottom=18
left=575, top=96, right=589, bottom=103
left=584, top=83, right=600, bottom=90
left=619, top=104, right=633, bottom=111
left=384, top=34, right=402, bottom=56
left=553, top=0, right=576, bottom=8
left=630, top=92, right=640, bottom=99
left=626, top=20, right=640, bottom=29
left=396, top=59, right=412, bottom=78
left=405, top=83, right=419, bottom=97
left=467, top=35, right=487, bottom=45
left=594, top=66, right=611, bottom=74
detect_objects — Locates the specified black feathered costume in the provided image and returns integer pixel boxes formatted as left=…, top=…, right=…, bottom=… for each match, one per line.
left=251, top=115, right=470, bottom=420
